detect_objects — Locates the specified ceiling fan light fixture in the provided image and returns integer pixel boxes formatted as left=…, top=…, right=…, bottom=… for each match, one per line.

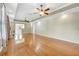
left=39, top=11, right=44, bottom=15
left=35, top=4, right=50, bottom=16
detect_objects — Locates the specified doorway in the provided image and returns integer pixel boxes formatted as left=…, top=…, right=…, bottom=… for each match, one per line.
left=15, top=24, right=25, bottom=44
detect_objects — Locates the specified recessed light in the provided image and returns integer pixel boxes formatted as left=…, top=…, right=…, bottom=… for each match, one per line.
left=61, top=14, right=68, bottom=19
left=37, top=21, right=41, bottom=25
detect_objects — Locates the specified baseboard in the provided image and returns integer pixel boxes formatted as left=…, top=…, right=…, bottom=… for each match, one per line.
left=35, top=33, right=79, bottom=45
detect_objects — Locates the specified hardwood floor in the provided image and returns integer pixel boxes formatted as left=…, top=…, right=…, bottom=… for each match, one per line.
left=3, top=33, right=79, bottom=56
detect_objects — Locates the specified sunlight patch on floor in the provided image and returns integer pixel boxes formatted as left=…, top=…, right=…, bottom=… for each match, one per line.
left=15, top=38, right=25, bottom=44
left=0, top=46, right=3, bottom=52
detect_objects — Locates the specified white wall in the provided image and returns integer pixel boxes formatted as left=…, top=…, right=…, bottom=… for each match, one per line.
left=32, top=6, right=79, bottom=44
left=0, top=9, right=2, bottom=47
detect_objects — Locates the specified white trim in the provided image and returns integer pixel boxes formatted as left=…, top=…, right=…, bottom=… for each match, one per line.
left=51, top=3, right=73, bottom=12
left=53, top=37, right=79, bottom=44
left=37, top=33, right=79, bottom=44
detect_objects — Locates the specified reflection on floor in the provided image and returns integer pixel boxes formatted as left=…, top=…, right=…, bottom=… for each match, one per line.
left=5, top=33, right=79, bottom=56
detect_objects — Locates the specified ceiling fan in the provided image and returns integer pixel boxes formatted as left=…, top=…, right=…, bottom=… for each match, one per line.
left=24, top=5, right=50, bottom=22
left=36, top=4, right=50, bottom=16
left=18, top=4, right=50, bottom=23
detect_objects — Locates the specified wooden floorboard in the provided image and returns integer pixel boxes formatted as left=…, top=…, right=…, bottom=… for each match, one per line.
left=2, top=33, right=79, bottom=56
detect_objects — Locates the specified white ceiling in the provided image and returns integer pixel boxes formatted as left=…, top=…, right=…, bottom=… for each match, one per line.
left=15, top=3, right=68, bottom=21
left=1, top=3, right=79, bottom=22
left=4, top=3, right=69, bottom=21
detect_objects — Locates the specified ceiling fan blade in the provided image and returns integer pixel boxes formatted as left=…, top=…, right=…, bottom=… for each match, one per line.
left=36, top=8, right=40, bottom=11
left=33, top=12, right=38, bottom=14
left=29, top=12, right=37, bottom=15
left=44, top=12, right=48, bottom=15
left=45, top=8, right=50, bottom=11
